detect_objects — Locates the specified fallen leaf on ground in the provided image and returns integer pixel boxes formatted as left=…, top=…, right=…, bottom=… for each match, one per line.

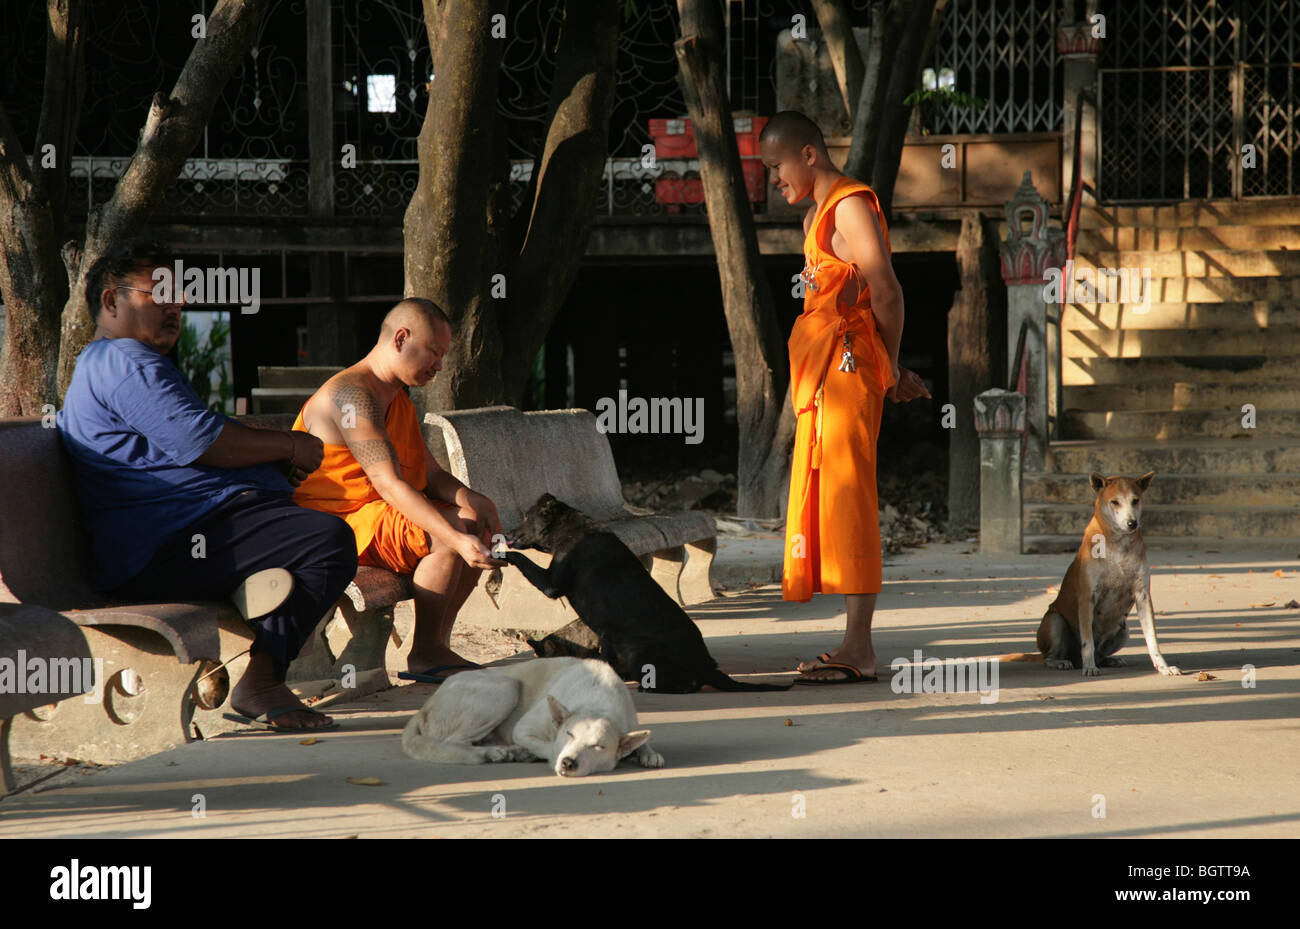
left=1193, top=671, right=1217, bottom=682
left=1285, top=600, right=1300, bottom=609
left=347, top=776, right=383, bottom=786
left=1274, top=569, right=1287, bottom=577
left=1249, top=602, right=1276, bottom=608
left=299, top=737, right=318, bottom=746
left=784, top=718, right=794, bottom=726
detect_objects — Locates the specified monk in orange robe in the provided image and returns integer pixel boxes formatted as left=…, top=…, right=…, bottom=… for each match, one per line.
left=293, top=298, right=502, bottom=681
left=759, top=111, right=931, bottom=684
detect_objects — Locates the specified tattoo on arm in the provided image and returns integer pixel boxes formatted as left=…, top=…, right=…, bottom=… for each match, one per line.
left=331, top=380, right=384, bottom=426
left=350, top=437, right=399, bottom=470
left=331, top=379, right=396, bottom=471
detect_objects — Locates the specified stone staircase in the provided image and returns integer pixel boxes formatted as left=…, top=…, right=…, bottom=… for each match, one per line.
left=1023, top=200, right=1300, bottom=553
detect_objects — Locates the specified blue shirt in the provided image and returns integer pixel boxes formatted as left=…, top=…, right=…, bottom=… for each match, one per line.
left=57, top=337, right=291, bottom=590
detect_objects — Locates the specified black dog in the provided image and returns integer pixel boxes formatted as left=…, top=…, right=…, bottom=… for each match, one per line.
left=497, top=494, right=790, bottom=693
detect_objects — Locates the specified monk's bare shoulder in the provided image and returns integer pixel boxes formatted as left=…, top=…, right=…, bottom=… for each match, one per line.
left=326, top=374, right=398, bottom=471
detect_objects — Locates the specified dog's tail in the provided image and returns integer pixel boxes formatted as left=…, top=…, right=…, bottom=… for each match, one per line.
left=402, top=710, right=496, bottom=764
left=703, top=668, right=793, bottom=692
left=995, top=652, right=1045, bottom=663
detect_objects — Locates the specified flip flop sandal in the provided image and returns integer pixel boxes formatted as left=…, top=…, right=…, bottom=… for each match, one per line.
left=794, top=652, right=836, bottom=672
left=223, top=706, right=339, bottom=732
left=230, top=568, right=294, bottom=621
left=792, top=661, right=879, bottom=685
left=396, top=663, right=481, bottom=684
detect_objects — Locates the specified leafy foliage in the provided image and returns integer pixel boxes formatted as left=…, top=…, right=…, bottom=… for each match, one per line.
left=177, top=315, right=233, bottom=413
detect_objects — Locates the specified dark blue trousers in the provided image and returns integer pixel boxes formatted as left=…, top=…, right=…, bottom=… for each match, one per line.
left=115, top=490, right=358, bottom=677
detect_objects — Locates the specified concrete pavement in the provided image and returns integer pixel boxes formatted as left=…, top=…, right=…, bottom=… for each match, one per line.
left=2, top=541, right=1298, bottom=838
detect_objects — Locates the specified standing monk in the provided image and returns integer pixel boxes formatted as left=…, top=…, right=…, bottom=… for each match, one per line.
left=759, top=111, right=931, bottom=684
left=293, top=298, right=503, bottom=682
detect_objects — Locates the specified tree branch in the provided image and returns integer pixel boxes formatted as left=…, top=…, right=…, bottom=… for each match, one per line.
left=56, top=0, right=273, bottom=396
left=810, top=0, right=863, bottom=121
left=504, top=0, right=619, bottom=398
left=33, top=0, right=86, bottom=231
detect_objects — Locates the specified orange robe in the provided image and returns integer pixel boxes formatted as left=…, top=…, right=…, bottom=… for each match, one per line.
left=291, top=389, right=430, bottom=562
left=782, top=176, right=896, bottom=601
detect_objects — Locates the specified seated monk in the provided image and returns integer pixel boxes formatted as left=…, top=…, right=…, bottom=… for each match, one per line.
left=293, top=298, right=502, bottom=682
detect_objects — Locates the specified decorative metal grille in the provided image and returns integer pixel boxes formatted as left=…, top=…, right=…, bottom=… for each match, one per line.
left=1098, top=0, right=1300, bottom=201
left=922, top=0, right=1061, bottom=134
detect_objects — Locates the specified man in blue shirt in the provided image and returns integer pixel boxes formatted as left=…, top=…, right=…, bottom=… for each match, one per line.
left=58, top=238, right=357, bottom=731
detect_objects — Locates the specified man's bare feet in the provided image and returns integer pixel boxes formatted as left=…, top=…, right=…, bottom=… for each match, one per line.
left=232, top=654, right=334, bottom=730
left=797, top=649, right=840, bottom=672
left=796, top=648, right=877, bottom=682
left=405, top=645, right=481, bottom=677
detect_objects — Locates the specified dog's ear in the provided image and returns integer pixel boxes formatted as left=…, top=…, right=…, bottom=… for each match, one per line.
left=1089, top=471, right=1107, bottom=493
left=1136, top=471, right=1155, bottom=491
left=616, top=729, right=652, bottom=759
left=547, top=695, right=569, bottom=726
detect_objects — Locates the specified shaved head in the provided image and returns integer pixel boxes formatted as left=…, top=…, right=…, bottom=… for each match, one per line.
left=380, top=297, right=451, bottom=342
left=759, top=110, right=829, bottom=158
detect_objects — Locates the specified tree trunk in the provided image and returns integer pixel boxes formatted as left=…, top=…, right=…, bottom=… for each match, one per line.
left=406, top=0, right=619, bottom=416
left=404, top=0, right=509, bottom=411
left=676, top=0, right=792, bottom=518
left=0, top=0, right=85, bottom=416
left=946, top=211, right=998, bottom=531
left=810, top=0, right=863, bottom=122
left=55, top=0, right=272, bottom=398
left=819, top=0, right=948, bottom=220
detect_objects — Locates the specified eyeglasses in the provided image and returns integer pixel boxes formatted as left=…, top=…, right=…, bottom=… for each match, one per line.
left=115, top=285, right=184, bottom=307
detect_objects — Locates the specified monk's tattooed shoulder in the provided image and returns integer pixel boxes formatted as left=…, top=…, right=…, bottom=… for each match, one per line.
left=331, top=378, right=384, bottom=425
left=350, top=437, right=398, bottom=470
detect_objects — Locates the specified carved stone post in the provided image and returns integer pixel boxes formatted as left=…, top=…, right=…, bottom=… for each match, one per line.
left=999, top=171, right=1065, bottom=472
left=974, top=388, right=1027, bottom=554
left=1058, top=1, right=1102, bottom=205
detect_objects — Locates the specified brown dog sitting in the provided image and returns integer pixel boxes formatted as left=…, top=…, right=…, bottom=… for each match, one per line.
left=1037, top=471, right=1182, bottom=677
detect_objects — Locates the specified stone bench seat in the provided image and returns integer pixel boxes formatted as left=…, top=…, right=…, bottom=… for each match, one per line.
left=424, top=405, right=717, bottom=633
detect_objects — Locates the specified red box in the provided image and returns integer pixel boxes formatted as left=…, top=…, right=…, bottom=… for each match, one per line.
left=648, top=116, right=769, bottom=162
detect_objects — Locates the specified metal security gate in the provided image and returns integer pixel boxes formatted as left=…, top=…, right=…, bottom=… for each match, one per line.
left=1098, top=0, right=1300, bottom=201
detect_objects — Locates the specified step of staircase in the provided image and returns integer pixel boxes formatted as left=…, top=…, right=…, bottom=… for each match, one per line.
left=1073, top=249, right=1300, bottom=278
left=1025, top=503, right=1300, bottom=539
left=1062, top=354, right=1296, bottom=386
left=1062, top=326, right=1300, bottom=358
left=1080, top=201, right=1300, bottom=228
left=1077, top=225, right=1300, bottom=252
left=1023, top=534, right=1298, bottom=554
left=1063, top=380, right=1300, bottom=412
left=1025, top=472, right=1300, bottom=506
left=1061, top=408, right=1300, bottom=440
left=1061, top=302, right=1298, bottom=330
left=1042, top=438, right=1300, bottom=475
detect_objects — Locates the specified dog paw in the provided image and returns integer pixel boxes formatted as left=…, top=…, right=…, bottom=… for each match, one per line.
left=484, top=746, right=513, bottom=763
left=1081, top=664, right=1102, bottom=677
left=637, top=749, right=665, bottom=769
left=1044, top=658, right=1074, bottom=670
left=1159, top=664, right=1182, bottom=676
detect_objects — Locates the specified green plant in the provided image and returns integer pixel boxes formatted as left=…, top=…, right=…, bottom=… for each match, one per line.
left=904, top=87, right=989, bottom=135
left=177, top=315, right=234, bottom=413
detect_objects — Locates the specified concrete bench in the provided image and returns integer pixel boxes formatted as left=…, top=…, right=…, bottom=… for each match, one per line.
left=0, top=603, right=93, bottom=794
left=0, top=416, right=391, bottom=766
left=423, top=406, right=717, bottom=635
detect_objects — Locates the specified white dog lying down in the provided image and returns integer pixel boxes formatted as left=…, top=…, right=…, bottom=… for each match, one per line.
left=402, top=657, right=665, bottom=777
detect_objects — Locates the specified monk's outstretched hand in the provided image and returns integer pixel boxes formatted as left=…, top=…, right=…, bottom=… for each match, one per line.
left=887, top=366, right=931, bottom=403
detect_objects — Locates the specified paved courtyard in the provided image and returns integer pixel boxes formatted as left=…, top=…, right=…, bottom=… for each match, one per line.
left=2, top=541, right=1297, bottom=838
